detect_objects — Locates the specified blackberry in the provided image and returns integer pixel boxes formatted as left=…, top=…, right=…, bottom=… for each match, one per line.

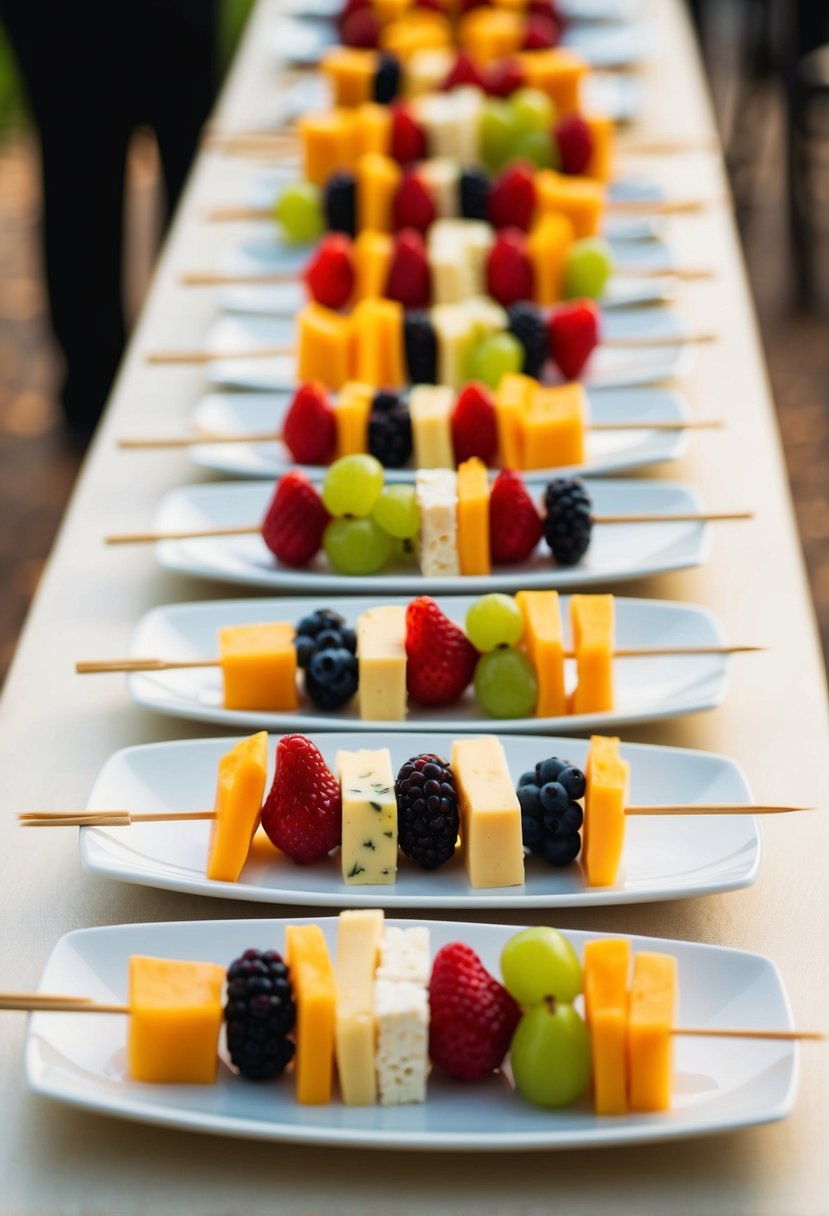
left=372, top=389, right=402, bottom=413
left=404, top=311, right=437, bottom=383
left=373, top=53, right=402, bottom=104
left=323, top=173, right=357, bottom=238
left=507, top=302, right=548, bottom=379
left=395, top=753, right=459, bottom=869
left=459, top=168, right=491, bottom=222
left=543, top=477, right=593, bottom=566
left=224, top=948, right=296, bottom=1081
left=368, top=405, right=413, bottom=468
left=305, top=646, right=359, bottom=711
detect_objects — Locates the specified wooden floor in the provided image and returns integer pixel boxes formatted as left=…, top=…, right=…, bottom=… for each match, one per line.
left=1, top=17, right=828, bottom=686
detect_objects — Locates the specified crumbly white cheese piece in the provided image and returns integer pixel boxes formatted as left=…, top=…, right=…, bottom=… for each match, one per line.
left=376, top=926, right=431, bottom=984
left=415, top=468, right=459, bottom=578
left=374, top=979, right=430, bottom=1106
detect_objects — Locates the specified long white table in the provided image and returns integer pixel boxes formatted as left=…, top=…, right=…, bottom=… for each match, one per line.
left=1, top=1, right=827, bottom=1212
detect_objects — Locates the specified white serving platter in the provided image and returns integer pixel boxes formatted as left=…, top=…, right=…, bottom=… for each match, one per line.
left=26, top=918, right=797, bottom=1149
left=124, top=593, right=730, bottom=733
left=202, top=311, right=694, bottom=394
left=274, top=0, right=644, bottom=25
left=188, top=384, right=690, bottom=481
left=81, top=733, right=760, bottom=907
left=150, top=477, right=710, bottom=594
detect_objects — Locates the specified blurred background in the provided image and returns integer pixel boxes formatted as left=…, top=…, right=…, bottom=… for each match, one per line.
left=0, top=0, right=827, bottom=684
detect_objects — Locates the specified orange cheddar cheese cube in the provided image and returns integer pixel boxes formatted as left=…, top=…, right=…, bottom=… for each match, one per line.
left=495, top=373, right=535, bottom=468
left=353, top=229, right=394, bottom=301
left=516, top=590, right=566, bottom=718
left=585, top=114, right=614, bottom=183
left=457, top=457, right=491, bottom=576
left=298, top=111, right=360, bottom=187
left=351, top=298, right=405, bottom=387
left=519, top=49, right=587, bottom=114
left=536, top=170, right=605, bottom=239
left=297, top=303, right=354, bottom=390
left=322, top=49, right=376, bottom=108
left=334, top=381, right=373, bottom=456
left=374, top=0, right=413, bottom=22
left=627, top=952, right=677, bottom=1113
left=459, top=8, right=523, bottom=64
left=583, top=938, right=631, bottom=1115
left=357, top=103, right=393, bottom=157
left=219, top=622, right=298, bottom=712
left=570, top=594, right=614, bottom=715
left=285, top=923, right=336, bottom=1105
left=527, top=213, right=574, bottom=306
left=380, top=12, right=452, bottom=59
left=356, top=153, right=401, bottom=232
left=583, top=735, right=629, bottom=888
left=128, top=956, right=224, bottom=1084
left=206, top=731, right=268, bottom=883
left=521, top=382, right=587, bottom=470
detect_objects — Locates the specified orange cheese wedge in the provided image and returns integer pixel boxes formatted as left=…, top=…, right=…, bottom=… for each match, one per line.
left=219, top=622, right=298, bottom=712
left=570, top=594, right=614, bottom=715
left=522, top=382, right=587, bottom=470
left=297, top=303, right=354, bottom=390
left=527, top=212, right=574, bottom=306
left=206, top=731, right=269, bottom=883
left=535, top=170, right=605, bottom=239
left=128, top=956, right=225, bottom=1084
left=322, top=49, right=376, bottom=108
left=351, top=298, right=405, bottom=387
left=356, top=153, right=401, bottom=233
left=298, top=111, right=360, bottom=187
left=459, top=8, right=523, bottom=64
left=627, top=951, right=677, bottom=1113
left=352, top=230, right=394, bottom=302
left=494, top=373, right=535, bottom=468
left=456, top=457, right=491, bottom=576
left=285, top=923, right=336, bottom=1105
left=583, top=735, right=629, bottom=887
left=585, top=114, right=614, bottom=184
left=334, top=381, right=374, bottom=456
left=515, top=590, right=566, bottom=718
left=519, top=49, right=587, bottom=114
left=583, top=938, right=631, bottom=1115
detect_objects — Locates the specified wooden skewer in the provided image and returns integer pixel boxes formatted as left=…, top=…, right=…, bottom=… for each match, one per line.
left=625, top=803, right=814, bottom=816
left=670, top=1028, right=825, bottom=1042
left=102, top=509, right=750, bottom=546
left=180, top=268, right=298, bottom=286
left=116, top=418, right=724, bottom=451
left=0, top=995, right=129, bottom=1014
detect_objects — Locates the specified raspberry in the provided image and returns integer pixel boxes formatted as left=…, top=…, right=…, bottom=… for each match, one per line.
left=373, top=53, right=402, bottom=104
left=385, top=229, right=431, bottom=309
left=486, top=57, right=527, bottom=98
left=392, top=172, right=436, bottom=234
left=486, top=229, right=535, bottom=308
left=224, top=949, right=296, bottom=1081
left=404, top=311, right=437, bottom=382
left=429, top=942, right=521, bottom=1080
left=323, top=173, right=356, bottom=238
left=442, top=51, right=487, bottom=92
left=487, top=163, right=538, bottom=231
left=260, top=471, right=330, bottom=567
left=395, top=753, right=459, bottom=869
left=405, top=596, right=479, bottom=706
left=459, top=168, right=491, bottom=221
left=522, top=14, right=560, bottom=49
left=340, top=5, right=381, bottom=47
left=451, top=382, right=498, bottom=465
left=507, top=302, right=548, bottom=378
left=543, top=477, right=593, bottom=566
left=260, top=734, right=342, bottom=863
left=390, top=103, right=427, bottom=165
left=547, top=298, right=600, bottom=380
left=554, top=114, right=594, bottom=176
left=304, top=233, right=355, bottom=310
left=281, top=382, right=337, bottom=465
left=489, top=469, right=543, bottom=564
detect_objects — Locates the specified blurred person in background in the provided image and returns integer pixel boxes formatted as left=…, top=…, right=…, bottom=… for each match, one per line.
left=0, top=1, right=219, bottom=442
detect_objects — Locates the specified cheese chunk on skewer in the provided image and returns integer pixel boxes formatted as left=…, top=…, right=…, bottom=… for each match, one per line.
left=335, top=909, right=384, bottom=1105
left=583, top=735, right=630, bottom=887
left=356, top=605, right=407, bottom=721
left=457, top=457, right=491, bottom=576
left=219, top=622, right=297, bottom=712
left=285, top=924, right=336, bottom=1105
left=128, top=956, right=225, bottom=1084
left=516, top=590, right=566, bottom=718
left=583, top=938, right=631, bottom=1115
left=627, top=952, right=677, bottom=1113
left=451, top=736, right=524, bottom=888
left=338, top=748, right=398, bottom=885
left=206, top=731, right=268, bottom=883
left=570, top=593, right=615, bottom=714
left=374, top=927, right=431, bottom=1105
left=415, top=467, right=460, bottom=577
left=409, top=385, right=455, bottom=469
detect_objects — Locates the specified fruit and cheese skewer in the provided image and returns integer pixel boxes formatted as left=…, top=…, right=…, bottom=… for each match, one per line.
left=76, top=593, right=761, bottom=722
left=23, top=731, right=809, bottom=894
left=2, top=914, right=819, bottom=1114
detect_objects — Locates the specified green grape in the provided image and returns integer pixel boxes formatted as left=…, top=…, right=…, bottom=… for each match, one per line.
left=510, top=1002, right=592, bottom=1108
left=510, top=88, right=556, bottom=135
left=479, top=98, right=520, bottom=173
left=466, top=594, right=524, bottom=651
left=465, top=332, right=524, bottom=391
left=274, top=181, right=324, bottom=245
left=323, top=517, right=392, bottom=575
left=500, top=926, right=583, bottom=1006
left=563, top=237, right=615, bottom=301
left=322, top=454, right=384, bottom=517
left=473, top=646, right=538, bottom=718
left=509, top=130, right=556, bottom=171
left=388, top=535, right=418, bottom=566
left=371, top=484, right=420, bottom=539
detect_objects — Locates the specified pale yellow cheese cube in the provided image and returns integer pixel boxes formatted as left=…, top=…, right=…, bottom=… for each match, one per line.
left=335, top=909, right=384, bottom=1106
left=409, top=384, right=455, bottom=468
left=356, top=605, right=407, bottom=721
left=451, top=736, right=525, bottom=888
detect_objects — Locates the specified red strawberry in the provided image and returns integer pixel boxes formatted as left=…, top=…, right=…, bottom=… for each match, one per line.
left=390, top=103, right=427, bottom=165
left=337, top=0, right=371, bottom=37
left=489, top=469, right=543, bottom=563
left=451, top=383, right=499, bottom=465
left=384, top=229, right=431, bottom=309
left=260, top=734, right=341, bottom=863
left=340, top=5, right=381, bottom=47
left=282, top=382, right=337, bottom=465
left=460, top=0, right=488, bottom=11
left=487, top=163, right=537, bottom=232
left=442, top=51, right=487, bottom=92
left=415, top=0, right=448, bottom=11
left=522, top=14, right=560, bottom=49
left=261, top=471, right=330, bottom=567
left=554, top=114, right=594, bottom=176
left=392, top=171, right=436, bottom=234
left=429, top=942, right=521, bottom=1081
left=486, top=57, right=527, bottom=98
left=547, top=298, right=600, bottom=379
left=405, top=596, right=479, bottom=706
left=486, top=229, right=535, bottom=307
left=304, top=233, right=355, bottom=310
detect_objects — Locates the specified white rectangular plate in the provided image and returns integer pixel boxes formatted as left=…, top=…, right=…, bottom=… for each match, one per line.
left=26, top=918, right=797, bottom=1150
left=188, top=385, right=691, bottom=481
left=151, top=478, right=710, bottom=594
left=81, top=733, right=760, bottom=907
left=124, top=593, right=730, bottom=733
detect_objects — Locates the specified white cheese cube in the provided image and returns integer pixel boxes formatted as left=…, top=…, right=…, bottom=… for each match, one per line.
left=376, top=926, right=432, bottom=983
left=415, top=468, right=459, bottom=578
left=374, top=979, right=430, bottom=1106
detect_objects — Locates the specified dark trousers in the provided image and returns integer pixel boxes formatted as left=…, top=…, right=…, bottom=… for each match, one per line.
left=0, top=1, right=219, bottom=432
